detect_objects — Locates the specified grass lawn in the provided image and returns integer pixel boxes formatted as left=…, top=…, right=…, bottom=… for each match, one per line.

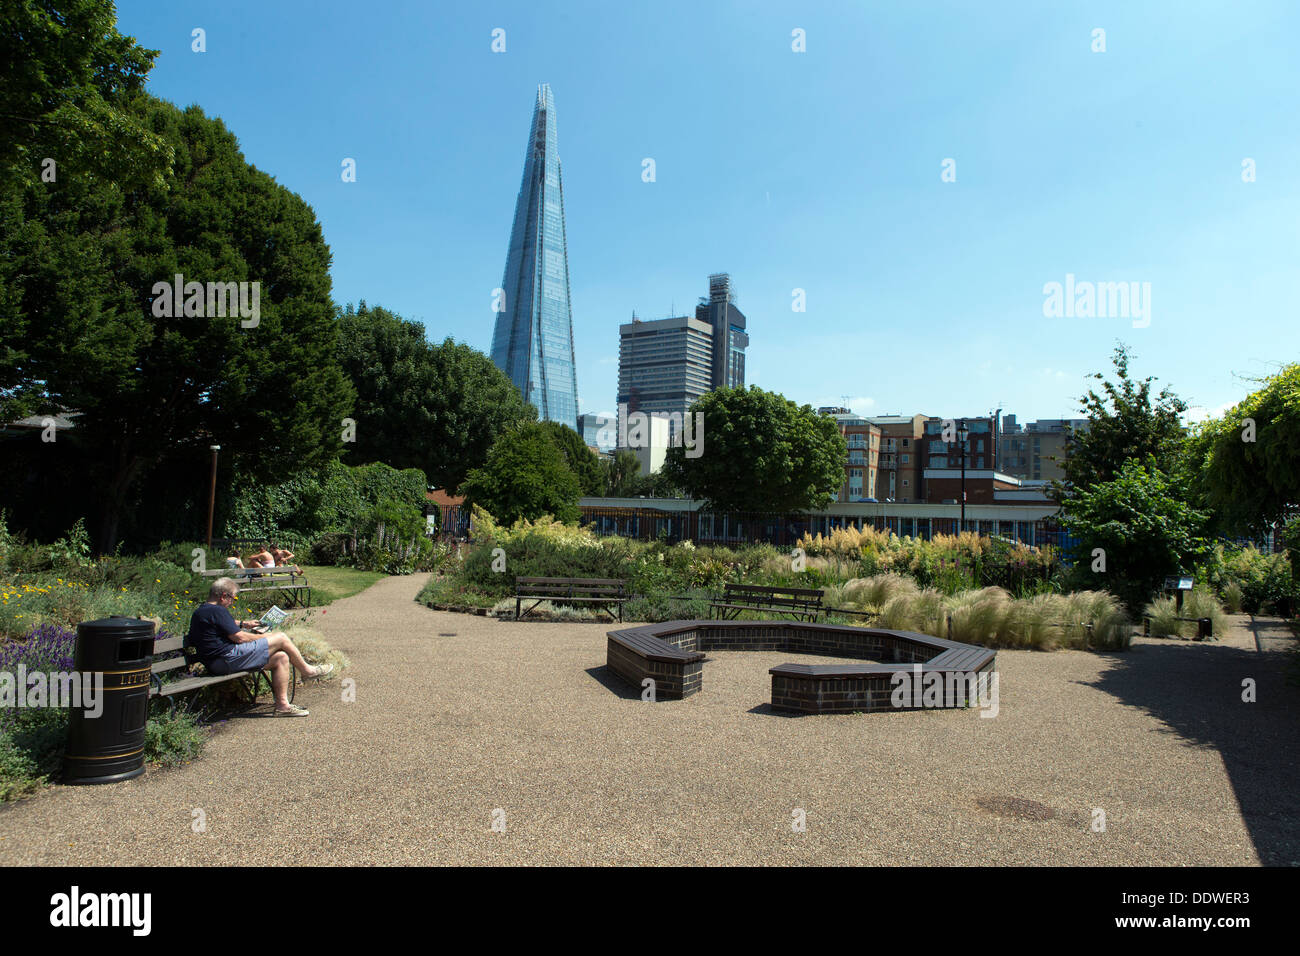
left=300, top=565, right=386, bottom=605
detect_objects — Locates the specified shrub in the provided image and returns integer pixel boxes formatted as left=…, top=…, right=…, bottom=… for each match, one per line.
left=143, top=706, right=207, bottom=767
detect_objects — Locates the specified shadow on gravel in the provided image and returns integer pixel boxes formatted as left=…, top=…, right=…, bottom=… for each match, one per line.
left=1087, top=628, right=1300, bottom=866
left=584, top=666, right=642, bottom=700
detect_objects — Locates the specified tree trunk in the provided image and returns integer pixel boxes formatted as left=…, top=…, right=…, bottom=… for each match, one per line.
left=97, top=450, right=144, bottom=554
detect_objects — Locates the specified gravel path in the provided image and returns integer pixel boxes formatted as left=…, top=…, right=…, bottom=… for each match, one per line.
left=2, top=575, right=1297, bottom=866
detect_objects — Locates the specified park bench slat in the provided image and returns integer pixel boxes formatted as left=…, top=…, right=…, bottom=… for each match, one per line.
left=710, top=583, right=825, bottom=622
left=515, top=575, right=629, bottom=622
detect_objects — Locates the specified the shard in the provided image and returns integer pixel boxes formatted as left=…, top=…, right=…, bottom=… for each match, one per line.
left=490, top=83, right=579, bottom=429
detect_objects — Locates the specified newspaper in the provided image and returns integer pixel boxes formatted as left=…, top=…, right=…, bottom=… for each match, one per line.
left=254, top=605, right=289, bottom=632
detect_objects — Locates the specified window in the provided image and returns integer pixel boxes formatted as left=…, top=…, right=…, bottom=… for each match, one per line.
left=902, top=438, right=910, bottom=447
left=902, top=479, right=909, bottom=487
left=901, top=454, right=910, bottom=463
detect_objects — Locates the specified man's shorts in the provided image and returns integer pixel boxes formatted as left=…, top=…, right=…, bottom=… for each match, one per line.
left=205, top=637, right=271, bottom=675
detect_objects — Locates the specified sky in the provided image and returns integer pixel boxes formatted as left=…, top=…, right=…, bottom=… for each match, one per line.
left=115, top=0, right=1300, bottom=425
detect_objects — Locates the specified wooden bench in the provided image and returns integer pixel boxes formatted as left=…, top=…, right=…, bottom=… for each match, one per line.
left=710, top=584, right=824, bottom=622
left=1143, top=615, right=1213, bottom=640
left=149, top=635, right=295, bottom=708
left=202, top=566, right=312, bottom=608
left=515, top=577, right=629, bottom=622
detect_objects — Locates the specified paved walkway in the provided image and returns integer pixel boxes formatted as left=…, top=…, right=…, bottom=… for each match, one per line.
left=1, top=575, right=1297, bottom=865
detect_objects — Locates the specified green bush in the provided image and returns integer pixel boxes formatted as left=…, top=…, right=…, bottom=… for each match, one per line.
left=143, top=707, right=208, bottom=767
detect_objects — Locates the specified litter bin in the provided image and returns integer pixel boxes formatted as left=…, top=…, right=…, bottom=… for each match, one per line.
left=62, top=616, right=154, bottom=785
left=1196, top=617, right=1213, bottom=640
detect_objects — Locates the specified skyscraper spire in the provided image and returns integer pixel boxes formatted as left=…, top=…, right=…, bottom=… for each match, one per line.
left=490, top=83, right=580, bottom=429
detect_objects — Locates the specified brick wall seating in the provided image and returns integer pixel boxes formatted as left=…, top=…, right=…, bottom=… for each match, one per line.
left=605, top=619, right=996, bottom=714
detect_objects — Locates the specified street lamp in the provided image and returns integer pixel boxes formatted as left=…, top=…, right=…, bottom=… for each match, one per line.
left=205, top=445, right=220, bottom=551
left=957, top=422, right=969, bottom=533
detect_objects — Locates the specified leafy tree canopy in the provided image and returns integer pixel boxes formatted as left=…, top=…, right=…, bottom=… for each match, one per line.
left=2, top=94, right=352, bottom=549
left=1061, top=456, right=1209, bottom=611
left=661, top=386, right=846, bottom=513
left=460, top=422, right=582, bottom=526
left=538, top=421, right=601, bottom=496
left=1184, top=363, right=1300, bottom=534
left=1055, top=344, right=1188, bottom=498
left=0, top=0, right=173, bottom=188
left=334, top=303, right=536, bottom=493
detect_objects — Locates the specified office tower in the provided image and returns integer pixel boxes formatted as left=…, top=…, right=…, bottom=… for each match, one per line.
left=616, top=273, right=749, bottom=444
left=694, top=273, right=748, bottom=388
left=616, top=313, right=715, bottom=441
left=490, top=83, right=580, bottom=428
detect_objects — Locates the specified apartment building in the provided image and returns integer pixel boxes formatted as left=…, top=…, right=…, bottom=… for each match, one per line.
left=869, top=414, right=927, bottom=504
left=999, top=415, right=1087, bottom=482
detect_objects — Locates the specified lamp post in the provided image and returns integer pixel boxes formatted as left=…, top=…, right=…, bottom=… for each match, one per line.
left=205, top=445, right=220, bottom=551
left=957, top=422, right=969, bottom=534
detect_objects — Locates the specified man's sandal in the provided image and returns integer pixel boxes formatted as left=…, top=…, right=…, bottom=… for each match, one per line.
left=274, top=703, right=310, bottom=717
left=303, top=663, right=334, bottom=682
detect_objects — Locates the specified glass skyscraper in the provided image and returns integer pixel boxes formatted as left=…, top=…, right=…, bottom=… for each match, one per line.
left=490, top=83, right=580, bottom=430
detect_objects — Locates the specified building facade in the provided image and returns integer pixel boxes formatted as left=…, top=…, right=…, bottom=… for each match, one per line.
left=694, top=273, right=748, bottom=389
left=490, top=83, right=580, bottom=429
left=577, top=413, right=617, bottom=453
left=617, top=273, right=748, bottom=444
left=870, top=414, right=928, bottom=504
left=999, top=415, right=1087, bottom=482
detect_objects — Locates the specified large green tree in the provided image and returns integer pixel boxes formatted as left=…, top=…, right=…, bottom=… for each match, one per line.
left=1054, top=344, right=1188, bottom=498
left=336, top=302, right=438, bottom=471
left=334, top=303, right=536, bottom=492
left=539, top=421, right=601, bottom=496
left=599, top=449, right=644, bottom=498
left=0, top=0, right=175, bottom=416
left=1061, top=456, right=1209, bottom=611
left=1184, top=363, right=1300, bottom=534
left=661, top=386, right=846, bottom=513
left=460, top=422, right=582, bottom=525
left=0, top=0, right=172, bottom=188
left=2, top=95, right=352, bottom=549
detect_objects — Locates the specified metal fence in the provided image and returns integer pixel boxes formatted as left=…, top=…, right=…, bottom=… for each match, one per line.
left=576, top=505, right=1080, bottom=553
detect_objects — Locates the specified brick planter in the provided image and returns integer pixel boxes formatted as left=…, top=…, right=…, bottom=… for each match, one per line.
left=605, top=620, right=996, bottom=715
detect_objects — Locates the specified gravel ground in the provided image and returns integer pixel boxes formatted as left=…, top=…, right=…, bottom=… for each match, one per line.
left=1, top=574, right=1296, bottom=866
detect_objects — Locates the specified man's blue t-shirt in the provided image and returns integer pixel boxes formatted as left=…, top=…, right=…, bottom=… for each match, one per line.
left=189, top=603, right=239, bottom=661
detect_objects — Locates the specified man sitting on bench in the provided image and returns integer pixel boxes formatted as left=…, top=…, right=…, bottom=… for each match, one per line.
left=189, top=577, right=332, bottom=717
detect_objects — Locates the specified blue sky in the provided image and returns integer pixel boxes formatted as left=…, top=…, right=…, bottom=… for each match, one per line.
left=116, top=0, right=1299, bottom=424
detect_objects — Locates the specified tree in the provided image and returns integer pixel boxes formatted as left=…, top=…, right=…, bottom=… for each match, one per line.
left=539, top=421, right=601, bottom=496
left=1, top=96, right=352, bottom=549
left=599, top=449, right=643, bottom=497
left=661, top=386, right=846, bottom=513
left=1184, top=363, right=1300, bottom=534
left=460, top=423, right=582, bottom=525
left=427, top=339, right=537, bottom=493
left=0, top=0, right=173, bottom=189
left=1061, top=456, right=1209, bottom=611
left=336, top=302, right=438, bottom=472
left=334, top=304, right=536, bottom=491
left=1054, top=344, right=1188, bottom=498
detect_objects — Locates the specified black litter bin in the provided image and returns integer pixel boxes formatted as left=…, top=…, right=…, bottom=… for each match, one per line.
left=62, top=616, right=154, bottom=785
